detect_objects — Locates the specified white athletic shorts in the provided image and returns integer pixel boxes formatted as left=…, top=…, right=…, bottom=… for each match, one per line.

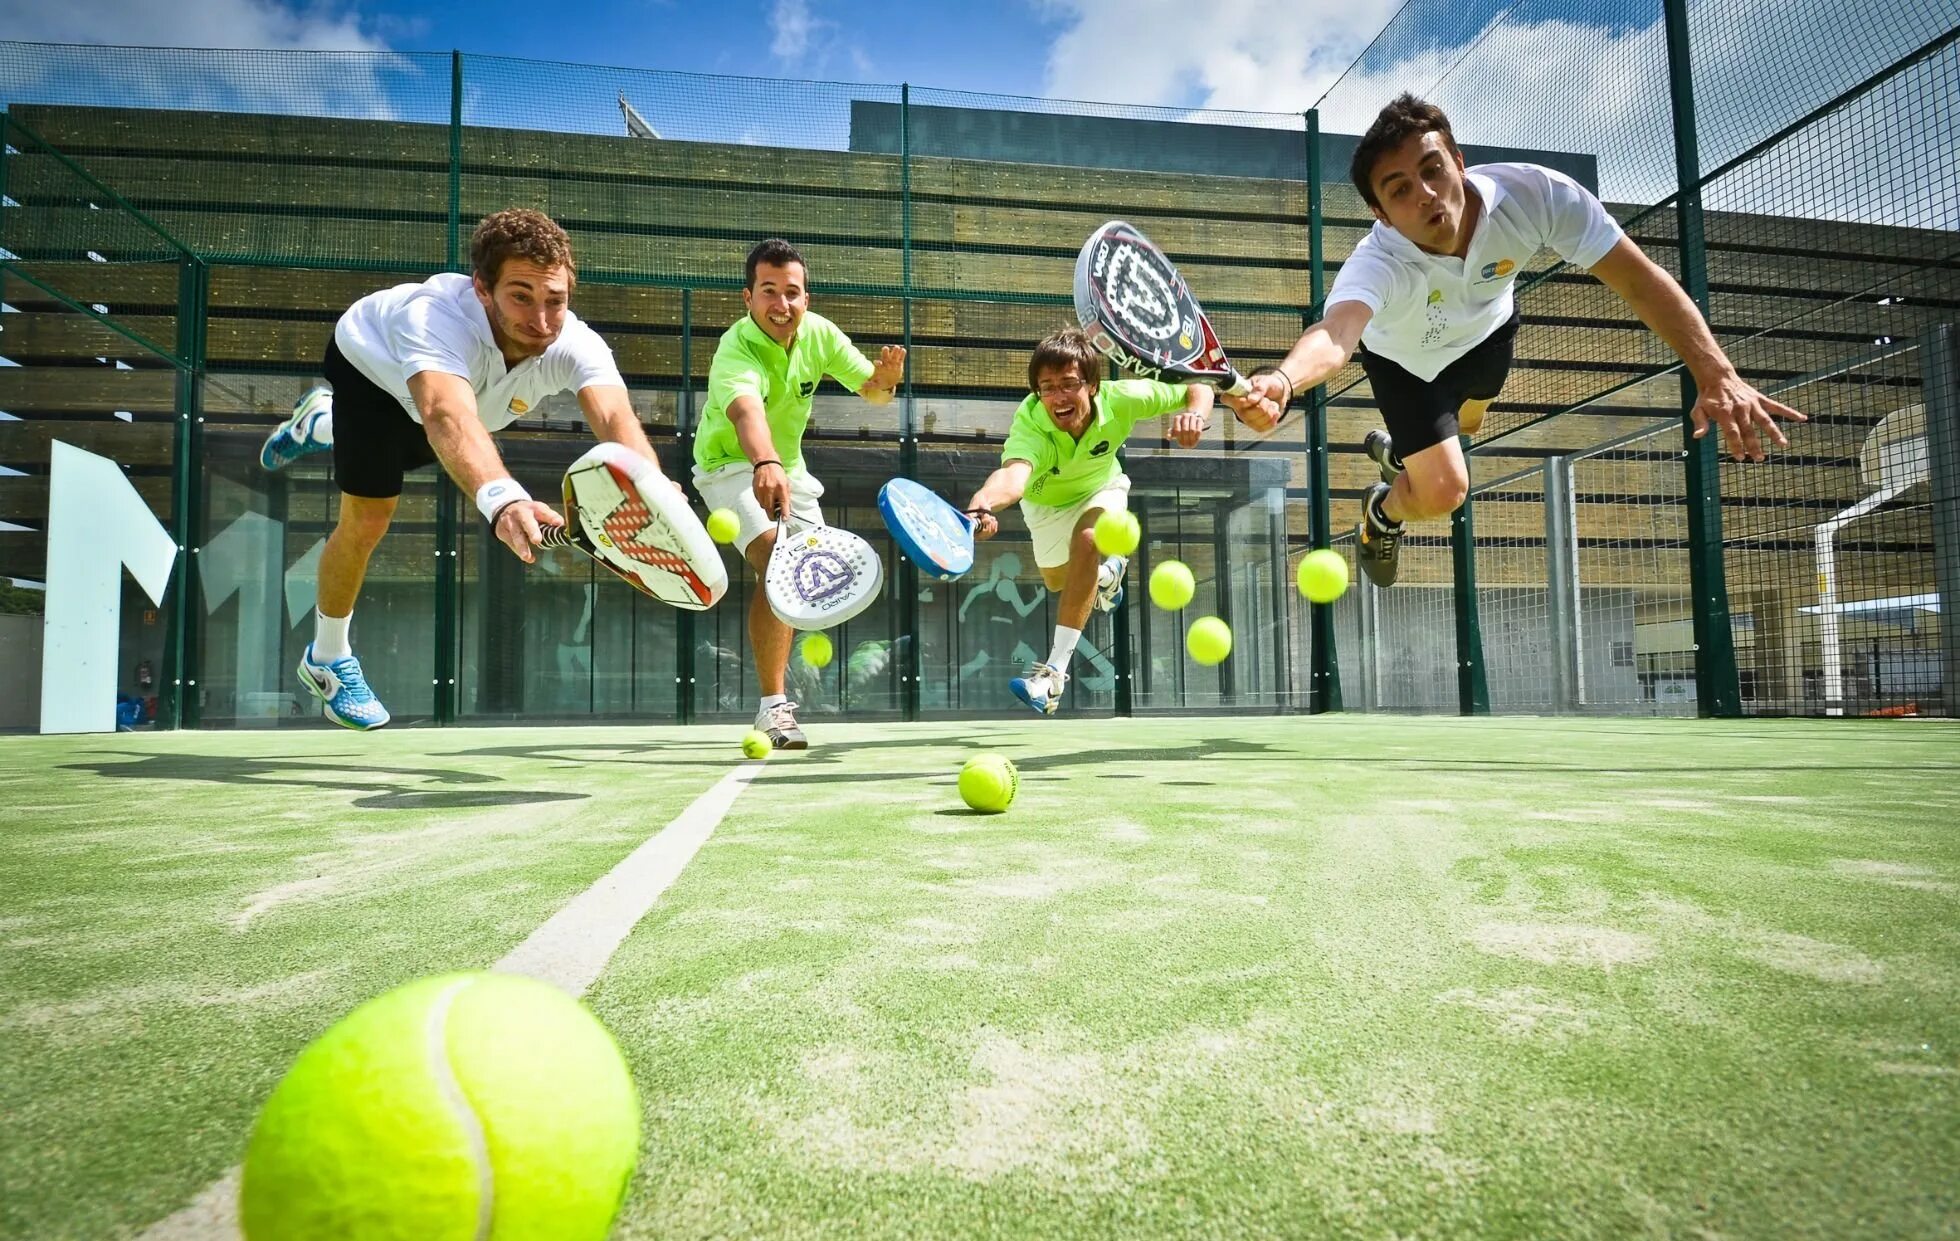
left=693, top=459, right=826, bottom=553
left=1020, top=473, right=1130, bottom=570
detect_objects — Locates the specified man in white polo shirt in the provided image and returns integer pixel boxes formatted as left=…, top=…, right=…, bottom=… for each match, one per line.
left=258, top=208, right=670, bottom=729
left=1223, top=94, right=1804, bottom=586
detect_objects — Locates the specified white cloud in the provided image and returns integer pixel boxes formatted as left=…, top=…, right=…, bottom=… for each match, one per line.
left=1036, top=0, right=1958, bottom=227
left=771, top=0, right=822, bottom=62
left=0, top=0, right=385, bottom=52
left=0, top=0, right=419, bottom=120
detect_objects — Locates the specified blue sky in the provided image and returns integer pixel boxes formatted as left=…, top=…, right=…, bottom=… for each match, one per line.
left=0, top=0, right=1951, bottom=223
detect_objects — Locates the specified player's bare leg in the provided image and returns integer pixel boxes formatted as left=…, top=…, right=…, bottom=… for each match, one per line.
left=1358, top=436, right=1469, bottom=587
left=1014, top=515, right=1111, bottom=715
left=744, top=528, right=805, bottom=748
left=301, top=493, right=396, bottom=730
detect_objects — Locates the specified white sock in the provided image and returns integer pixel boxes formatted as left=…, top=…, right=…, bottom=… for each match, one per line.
left=1047, top=626, right=1081, bottom=675
left=313, top=611, right=352, bottom=661
left=760, top=693, right=787, bottom=710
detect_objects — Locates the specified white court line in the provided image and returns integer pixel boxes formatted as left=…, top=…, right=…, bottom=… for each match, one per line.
left=136, top=761, right=766, bottom=1241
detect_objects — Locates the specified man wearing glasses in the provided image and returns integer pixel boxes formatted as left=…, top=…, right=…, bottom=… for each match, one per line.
left=963, top=327, right=1214, bottom=715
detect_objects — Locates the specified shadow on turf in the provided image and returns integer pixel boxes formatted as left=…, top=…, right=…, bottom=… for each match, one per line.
left=57, top=753, right=588, bottom=810
left=756, top=737, right=1284, bottom=788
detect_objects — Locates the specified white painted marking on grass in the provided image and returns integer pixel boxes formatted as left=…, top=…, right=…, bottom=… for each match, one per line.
left=494, top=763, right=762, bottom=994
left=136, top=762, right=764, bottom=1241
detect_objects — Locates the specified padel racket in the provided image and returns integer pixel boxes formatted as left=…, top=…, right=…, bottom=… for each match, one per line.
left=536, top=442, right=728, bottom=610
left=763, top=515, right=884, bottom=630
left=1075, top=219, right=1281, bottom=422
left=877, top=477, right=976, bottom=582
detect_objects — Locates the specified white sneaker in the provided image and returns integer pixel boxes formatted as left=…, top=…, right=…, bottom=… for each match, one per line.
left=1095, top=555, right=1128, bottom=613
left=755, top=699, right=808, bottom=750
left=1010, top=661, right=1068, bottom=716
left=261, top=387, right=335, bottom=471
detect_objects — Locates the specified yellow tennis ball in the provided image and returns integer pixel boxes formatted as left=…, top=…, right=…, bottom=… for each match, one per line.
left=958, top=753, right=1019, bottom=813
left=1187, top=615, right=1233, bottom=666
left=1092, top=509, right=1140, bottom=556
left=706, top=508, right=740, bottom=544
left=241, top=972, right=639, bottom=1241
left=801, top=632, right=833, bottom=668
left=1149, top=559, right=1196, bottom=611
left=741, top=729, right=773, bottom=759
left=1297, top=548, right=1349, bottom=603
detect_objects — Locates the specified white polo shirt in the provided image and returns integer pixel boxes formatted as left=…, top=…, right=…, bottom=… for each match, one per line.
left=333, top=272, right=624, bottom=432
left=1328, top=163, right=1624, bottom=382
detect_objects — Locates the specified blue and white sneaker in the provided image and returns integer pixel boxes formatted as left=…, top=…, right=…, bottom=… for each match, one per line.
left=1095, top=554, right=1127, bottom=613
left=261, top=387, right=335, bottom=471
left=297, top=643, right=390, bottom=730
left=1010, top=661, right=1068, bottom=716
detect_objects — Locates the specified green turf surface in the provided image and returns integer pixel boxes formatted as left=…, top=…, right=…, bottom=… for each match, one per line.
left=3, top=717, right=1957, bottom=1239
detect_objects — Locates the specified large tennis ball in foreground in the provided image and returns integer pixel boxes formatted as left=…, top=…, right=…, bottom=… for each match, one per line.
left=241, top=972, right=640, bottom=1241
left=1297, top=549, right=1349, bottom=603
left=741, top=729, right=774, bottom=759
left=958, top=753, right=1019, bottom=813
left=1149, top=559, right=1196, bottom=611
left=706, top=508, right=740, bottom=544
left=1092, top=509, right=1141, bottom=556
left=1187, top=616, right=1233, bottom=666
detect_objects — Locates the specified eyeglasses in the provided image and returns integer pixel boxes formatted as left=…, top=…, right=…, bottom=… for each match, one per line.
left=1036, top=379, right=1087, bottom=398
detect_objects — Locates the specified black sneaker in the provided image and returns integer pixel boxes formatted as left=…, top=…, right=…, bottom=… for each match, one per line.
left=1363, top=429, right=1403, bottom=485
left=1355, top=482, right=1403, bottom=587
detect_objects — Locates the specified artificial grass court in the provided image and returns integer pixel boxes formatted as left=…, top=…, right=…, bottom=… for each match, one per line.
left=2, top=718, right=1956, bottom=1241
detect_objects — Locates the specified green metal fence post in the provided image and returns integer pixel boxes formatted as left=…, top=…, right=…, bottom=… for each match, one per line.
left=677, top=288, right=697, bottom=724
left=1663, top=0, right=1741, bottom=717
left=898, top=82, right=922, bottom=720
left=432, top=49, right=465, bottom=724
left=1304, top=110, right=1341, bottom=713
left=163, top=255, right=210, bottom=729
left=1450, top=435, right=1490, bottom=715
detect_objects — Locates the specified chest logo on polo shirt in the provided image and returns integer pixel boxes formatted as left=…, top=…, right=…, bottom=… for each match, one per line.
left=799, top=380, right=816, bottom=398
left=1427, top=289, right=1444, bottom=305
left=1479, top=259, right=1517, bottom=280
left=509, top=398, right=530, bottom=414
left=1089, top=440, right=1112, bottom=457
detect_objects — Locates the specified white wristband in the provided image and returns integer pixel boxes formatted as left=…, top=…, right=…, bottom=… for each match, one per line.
left=475, top=478, right=530, bottom=524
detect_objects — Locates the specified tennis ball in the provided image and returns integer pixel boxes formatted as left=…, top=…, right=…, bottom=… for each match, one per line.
left=1187, top=615, right=1233, bottom=666
left=1149, top=559, right=1196, bottom=611
left=741, top=729, right=773, bottom=759
left=1092, top=509, right=1141, bottom=556
left=241, top=972, right=639, bottom=1241
left=1297, top=548, right=1349, bottom=603
left=706, top=508, right=740, bottom=544
left=801, top=631, right=833, bottom=668
left=958, top=753, right=1019, bottom=813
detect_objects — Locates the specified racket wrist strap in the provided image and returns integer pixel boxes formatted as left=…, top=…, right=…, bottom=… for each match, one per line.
left=475, top=478, right=531, bottom=525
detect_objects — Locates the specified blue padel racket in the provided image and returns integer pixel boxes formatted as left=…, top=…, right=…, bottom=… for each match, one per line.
left=877, top=477, right=977, bottom=581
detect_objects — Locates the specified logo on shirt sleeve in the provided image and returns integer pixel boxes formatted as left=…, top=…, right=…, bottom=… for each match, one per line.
left=1479, top=259, right=1517, bottom=281
left=509, top=398, right=531, bottom=414
left=798, top=380, right=817, bottom=398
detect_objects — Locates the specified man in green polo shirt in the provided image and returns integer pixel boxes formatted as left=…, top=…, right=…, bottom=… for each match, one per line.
left=963, top=326, right=1213, bottom=715
left=694, top=238, right=905, bottom=749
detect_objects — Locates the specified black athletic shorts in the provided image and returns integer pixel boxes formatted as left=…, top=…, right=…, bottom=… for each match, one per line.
left=323, top=338, right=439, bottom=499
left=1358, top=309, right=1519, bottom=457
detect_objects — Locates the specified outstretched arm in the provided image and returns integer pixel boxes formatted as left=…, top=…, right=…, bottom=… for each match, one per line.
left=1166, top=383, right=1216, bottom=448
left=964, top=460, right=1034, bottom=540
left=858, top=345, right=906, bottom=405
left=577, top=384, right=684, bottom=496
left=412, top=370, right=561, bottom=563
left=1220, top=300, right=1372, bottom=427
left=1590, top=236, right=1806, bottom=461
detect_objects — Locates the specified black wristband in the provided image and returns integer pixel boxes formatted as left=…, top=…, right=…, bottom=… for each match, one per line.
left=1248, top=365, right=1295, bottom=409
left=752, top=458, right=783, bottom=470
